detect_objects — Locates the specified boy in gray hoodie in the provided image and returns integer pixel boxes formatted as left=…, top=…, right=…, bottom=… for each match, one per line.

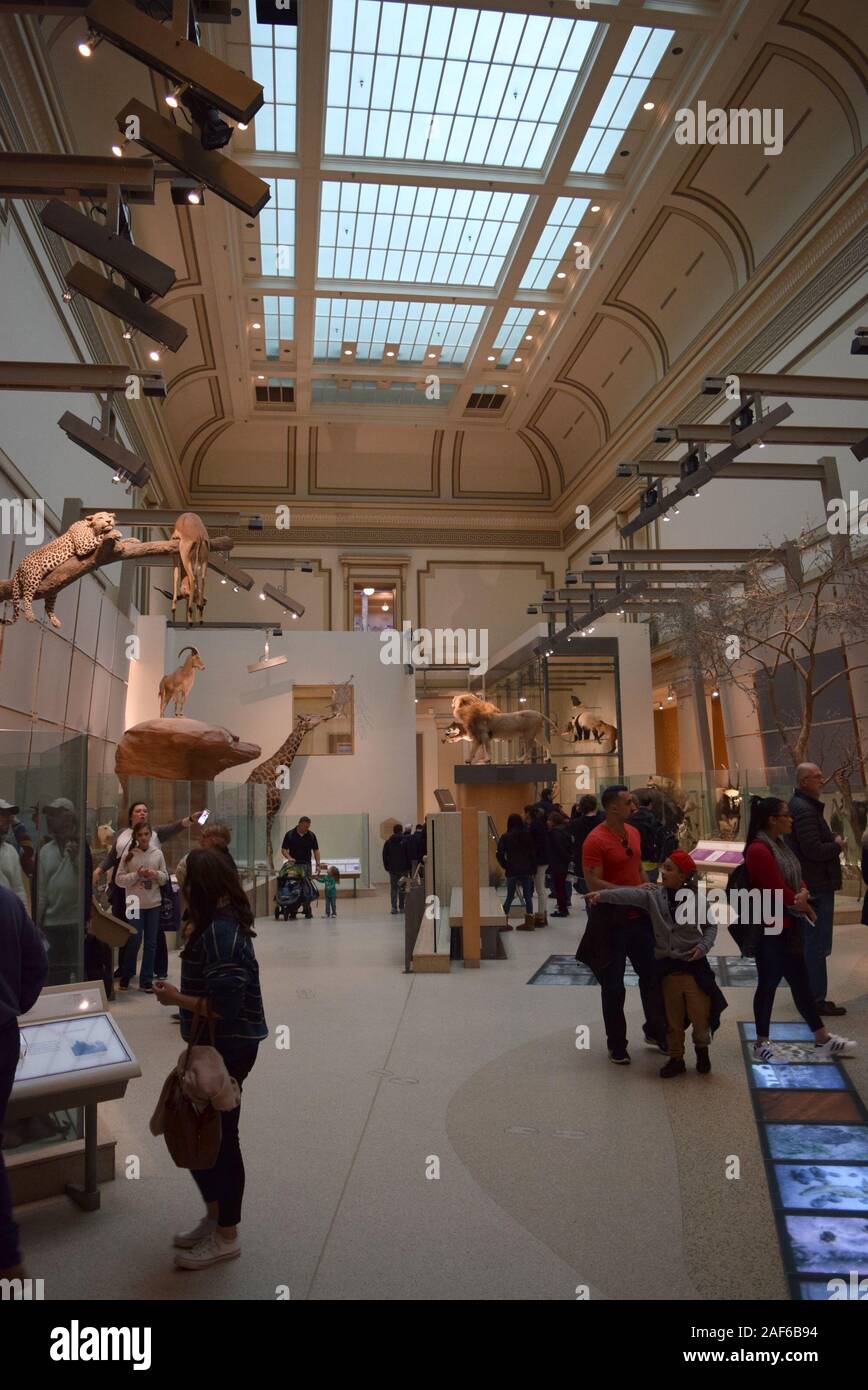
left=587, top=850, right=723, bottom=1077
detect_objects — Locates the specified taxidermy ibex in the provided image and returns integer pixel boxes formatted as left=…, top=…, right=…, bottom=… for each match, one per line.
left=158, top=646, right=205, bottom=718
left=171, top=512, right=209, bottom=624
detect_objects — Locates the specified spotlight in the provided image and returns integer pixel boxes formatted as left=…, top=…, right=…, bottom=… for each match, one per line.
left=122, top=329, right=133, bottom=340
left=537, top=309, right=546, bottom=317
left=589, top=553, right=605, bottom=565
left=165, top=86, right=185, bottom=110
left=221, top=577, right=227, bottom=585
left=247, top=515, right=264, bottom=532
left=487, top=355, right=495, bottom=362
left=643, top=101, right=655, bottom=111
left=542, top=589, right=555, bottom=602
left=77, top=34, right=101, bottom=58
left=182, top=91, right=233, bottom=151
left=525, top=334, right=533, bottom=341
left=667, top=687, right=675, bottom=702
left=251, top=321, right=262, bottom=330
left=58, top=409, right=150, bottom=487
left=556, top=271, right=566, bottom=279
left=642, top=486, right=658, bottom=509
left=712, top=688, right=720, bottom=698
left=186, top=188, right=203, bottom=205
left=300, top=562, right=313, bottom=573
left=590, top=204, right=600, bottom=212
left=111, top=143, right=125, bottom=158
left=62, top=290, right=73, bottom=302
left=236, top=122, right=248, bottom=132
left=526, top=605, right=538, bottom=615
left=363, top=586, right=375, bottom=596
left=850, top=327, right=868, bottom=355
left=565, top=571, right=578, bottom=585
left=148, top=349, right=161, bottom=362
left=88, top=0, right=263, bottom=124
left=662, top=512, right=671, bottom=523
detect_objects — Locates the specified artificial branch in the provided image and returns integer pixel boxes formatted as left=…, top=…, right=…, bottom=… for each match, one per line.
left=0, top=535, right=234, bottom=606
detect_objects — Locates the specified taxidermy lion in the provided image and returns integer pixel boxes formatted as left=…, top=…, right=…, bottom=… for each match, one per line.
left=449, top=693, right=554, bottom=764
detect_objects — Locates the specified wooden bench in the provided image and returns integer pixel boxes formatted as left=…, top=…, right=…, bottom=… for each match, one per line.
left=412, top=907, right=451, bottom=973
left=448, top=887, right=510, bottom=960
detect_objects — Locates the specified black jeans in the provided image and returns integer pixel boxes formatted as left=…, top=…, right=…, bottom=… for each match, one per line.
left=0, top=1020, right=21, bottom=1267
left=753, top=931, right=822, bottom=1037
left=598, top=919, right=667, bottom=1052
left=190, top=1039, right=259, bottom=1228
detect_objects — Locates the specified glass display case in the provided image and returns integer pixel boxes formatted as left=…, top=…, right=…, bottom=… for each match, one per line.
left=273, top=811, right=370, bottom=889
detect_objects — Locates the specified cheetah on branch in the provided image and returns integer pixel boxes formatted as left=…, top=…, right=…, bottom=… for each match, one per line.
left=1, top=511, right=122, bottom=628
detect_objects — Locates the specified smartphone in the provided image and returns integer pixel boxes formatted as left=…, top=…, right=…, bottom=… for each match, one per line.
left=197, top=810, right=210, bottom=825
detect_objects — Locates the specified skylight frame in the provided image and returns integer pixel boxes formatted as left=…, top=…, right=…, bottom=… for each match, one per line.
left=318, top=181, right=531, bottom=290
left=312, top=378, right=457, bottom=407
left=314, top=297, right=487, bottom=364
left=324, top=0, right=598, bottom=170
left=259, top=179, right=296, bottom=279
left=571, top=25, right=674, bottom=175
left=248, top=0, right=298, bottom=154
left=493, top=306, right=535, bottom=367
left=262, top=295, right=296, bottom=359
left=519, top=196, right=591, bottom=291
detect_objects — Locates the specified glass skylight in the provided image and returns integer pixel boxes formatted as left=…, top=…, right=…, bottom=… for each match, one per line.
left=314, top=298, right=485, bottom=363
left=318, top=182, right=530, bottom=287
left=262, top=296, right=295, bottom=359
left=248, top=0, right=297, bottom=153
left=571, top=26, right=673, bottom=174
left=312, top=379, right=457, bottom=407
left=258, top=180, right=296, bottom=278
left=519, top=196, right=590, bottom=290
left=325, top=0, right=596, bottom=168
left=493, top=306, right=535, bottom=366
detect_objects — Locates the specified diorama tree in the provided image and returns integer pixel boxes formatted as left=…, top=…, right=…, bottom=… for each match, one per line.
left=660, top=531, right=868, bottom=773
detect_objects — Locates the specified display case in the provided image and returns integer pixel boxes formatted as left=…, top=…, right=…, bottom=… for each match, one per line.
left=0, top=729, right=87, bottom=986
left=273, top=811, right=371, bottom=889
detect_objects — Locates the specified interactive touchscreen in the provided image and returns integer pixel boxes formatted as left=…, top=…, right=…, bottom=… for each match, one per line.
left=16, top=1013, right=131, bottom=1083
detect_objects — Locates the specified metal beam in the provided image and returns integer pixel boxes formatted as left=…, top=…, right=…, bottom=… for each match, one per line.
left=205, top=552, right=254, bottom=590
left=621, top=402, right=794, bottom=538
left=625, top=460, right=828, bottom=480
left=0, top=152, right=155, bottom=202
left=165, top=622, right=282, bottom=631
left=656, top=424, right=861, bottom=446
left=578, top=570, right=731, bottom=584
left=0, top=362, right=165, bottom=395
left=595, top=548, right=782, bottom=563
left=703, top=373, right=868, bottom=401
left=80, top=508, right=241, bottom=528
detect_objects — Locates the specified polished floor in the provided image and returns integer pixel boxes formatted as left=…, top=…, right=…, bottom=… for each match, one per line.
left=15, top=894, right=868, bottom=1301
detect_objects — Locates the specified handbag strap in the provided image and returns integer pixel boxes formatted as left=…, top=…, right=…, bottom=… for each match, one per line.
left=182, top=1004, right=216, bottom=1065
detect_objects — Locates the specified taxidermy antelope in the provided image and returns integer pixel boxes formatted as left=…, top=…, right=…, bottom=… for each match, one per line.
left=159, top=646, right=205, bottom=718
left=171, top=512, right=210, bottom=624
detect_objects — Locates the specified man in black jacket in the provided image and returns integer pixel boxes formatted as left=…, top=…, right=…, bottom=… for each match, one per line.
left=788, top=764, right=847, bottom=1017
left=382, top=825, right=410, bottom=914
left=524, top=806, right=549, bottom=925
left=0, top=884, right=48, bottom=1277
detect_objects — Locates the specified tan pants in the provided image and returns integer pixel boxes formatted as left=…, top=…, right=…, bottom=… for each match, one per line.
left=662, top=971, right=711, bottom=1059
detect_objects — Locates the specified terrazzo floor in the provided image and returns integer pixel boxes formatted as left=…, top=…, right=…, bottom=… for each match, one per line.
left=13, top=894, right=868, bottom=1301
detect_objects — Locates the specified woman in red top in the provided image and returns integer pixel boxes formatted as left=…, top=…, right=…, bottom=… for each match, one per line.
left=745, top=798, right=856, bottom=1063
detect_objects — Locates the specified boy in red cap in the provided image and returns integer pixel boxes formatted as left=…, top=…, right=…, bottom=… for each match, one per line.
left=586, top=851, right=727, bottom=1077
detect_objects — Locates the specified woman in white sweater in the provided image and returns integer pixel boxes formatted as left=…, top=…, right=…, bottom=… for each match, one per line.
left=115, top=822, right=168, bottom=993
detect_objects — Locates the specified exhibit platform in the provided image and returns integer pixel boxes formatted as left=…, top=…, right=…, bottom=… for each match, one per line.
left=453, top=761, right=557, bottom=819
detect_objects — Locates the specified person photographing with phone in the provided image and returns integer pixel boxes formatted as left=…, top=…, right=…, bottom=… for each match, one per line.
left=114, top=822, right=168, bottom=993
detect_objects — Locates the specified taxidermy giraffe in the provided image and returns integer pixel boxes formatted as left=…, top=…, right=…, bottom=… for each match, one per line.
left=246, top=679, right=355, bottom=865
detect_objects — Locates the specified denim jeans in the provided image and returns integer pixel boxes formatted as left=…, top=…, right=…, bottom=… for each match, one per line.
left=803, top=890, right=834, bottom=1002
left=121, top=905, right=161, bottom=987
left=503, top=874, right=534, bottom=914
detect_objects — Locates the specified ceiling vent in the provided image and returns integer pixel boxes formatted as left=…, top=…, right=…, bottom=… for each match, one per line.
left=465, top=388, right=506, bottom=412
left=255, top=382, right=295, bottom=406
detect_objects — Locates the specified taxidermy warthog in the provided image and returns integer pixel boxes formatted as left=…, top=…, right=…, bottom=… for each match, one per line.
left=560, top=695, right=618, bottom=755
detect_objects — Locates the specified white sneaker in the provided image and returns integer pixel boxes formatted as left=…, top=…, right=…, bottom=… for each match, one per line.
left=173, top=1215, right=217, bottom=1249
left=753, top=1040, right=780, bottom=1063
left=814, top=1034, right=858, bottom=1058
left=174, top=1232, right=240, bottom=1270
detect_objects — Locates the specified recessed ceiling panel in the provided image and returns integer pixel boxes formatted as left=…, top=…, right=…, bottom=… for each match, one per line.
left=263, top=295, right=295, bottom=358
left=258, top=179, right=296, bottom=277
left=318, top=181, right=530, bottom=287
left=312, top=379, right=456, bottom=406
left=493, top=306, right=535, bottom=366
left=325, top=0, right=597, bottom=168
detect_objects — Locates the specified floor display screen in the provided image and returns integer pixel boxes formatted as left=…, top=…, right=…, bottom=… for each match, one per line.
left=16, top=1014, right=132, bottom=1083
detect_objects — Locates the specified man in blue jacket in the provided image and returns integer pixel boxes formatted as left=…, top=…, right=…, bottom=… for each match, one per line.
left=0, top=883, right=48, bottom=1277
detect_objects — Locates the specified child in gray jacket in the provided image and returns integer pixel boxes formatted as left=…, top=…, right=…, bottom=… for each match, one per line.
left=586, top=851, right=723, bottom=1078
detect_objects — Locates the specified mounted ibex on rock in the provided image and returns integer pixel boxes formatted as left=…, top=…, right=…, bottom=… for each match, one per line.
left=171, top=512, right=209, bottom=624
left=159, top=646, right=205, bottom=718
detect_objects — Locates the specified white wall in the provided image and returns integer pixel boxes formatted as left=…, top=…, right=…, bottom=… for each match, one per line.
left=133, top=623, right=417, bottom=882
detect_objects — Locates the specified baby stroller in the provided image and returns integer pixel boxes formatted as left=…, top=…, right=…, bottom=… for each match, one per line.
left=274, top=868, right=319, bottom=920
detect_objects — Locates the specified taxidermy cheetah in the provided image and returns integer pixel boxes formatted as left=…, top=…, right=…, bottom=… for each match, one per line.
left=1, top=511, right=121, bottom=628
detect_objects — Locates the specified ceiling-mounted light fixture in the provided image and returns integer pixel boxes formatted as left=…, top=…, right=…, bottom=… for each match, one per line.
left=666, top=686, right=675, bottom=702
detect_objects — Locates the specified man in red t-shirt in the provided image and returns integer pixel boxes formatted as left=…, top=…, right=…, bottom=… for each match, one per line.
left=581, top=787, right=667, bottom=1064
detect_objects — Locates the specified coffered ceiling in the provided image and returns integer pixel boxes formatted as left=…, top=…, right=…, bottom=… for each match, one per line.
left=5, top=0, right=866, bottom=539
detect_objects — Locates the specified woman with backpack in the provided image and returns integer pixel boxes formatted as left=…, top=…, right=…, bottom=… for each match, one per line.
left=743, top=797, right=857, bottom=1063
left=154, top=848, right=267, bottom=1270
